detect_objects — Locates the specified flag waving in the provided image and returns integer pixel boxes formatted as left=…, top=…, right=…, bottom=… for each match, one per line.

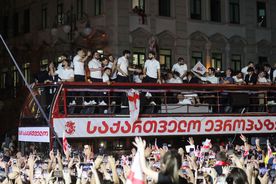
left=126, top=151, right=144, bottom=184
left=63, top=132, right=71, bottom=154
left=192, top=61, right=206, bottom=75
left=128, top=89, right=140, bottom=123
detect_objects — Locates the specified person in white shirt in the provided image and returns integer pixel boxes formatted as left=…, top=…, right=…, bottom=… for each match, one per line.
left=73, top=48, right=91, bottom=82
left=171, top=57, right=188, bottom=79
left=143, top=51, right=161, bottom=83
left=192, top=67, right=219, bottom=84
left=57, top=53, right=68, bottom=71
left=56, top=59, right=74, bottom=82
left=117, top=50, right=140, bottom=82
left=241, top=61, right=254, bottom=77
left=107, top=54, right=118, bottom=81
left=88, top=51, right=102, bottom=82
left=257, top=70, right=270, bottom=84
left=233, top=72, right=245, bottom=85
left=263, top=63, right=276, bottom=83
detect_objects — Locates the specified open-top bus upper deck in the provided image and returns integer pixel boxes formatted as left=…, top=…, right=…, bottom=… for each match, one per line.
left=19, top=82, right=276, bottom=143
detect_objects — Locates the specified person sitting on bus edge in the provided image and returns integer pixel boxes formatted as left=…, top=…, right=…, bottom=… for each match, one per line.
left=171, top=57, right=188, bottom=80
left=183, top=71, right=199, bottom=84
left=220, top=68, right=234, bottom=84
left=233, top=72, right=245, bottom=85
left=191, top=67, right=219, bottom=84
left=244, top=67, right=258, bottom=85
left=55, top=59, right=74, bottom=82
left=257, top=70, right=271, bottom=85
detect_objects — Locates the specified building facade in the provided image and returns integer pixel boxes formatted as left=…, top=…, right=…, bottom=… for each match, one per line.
left=0, top=0, right=276, bottom=90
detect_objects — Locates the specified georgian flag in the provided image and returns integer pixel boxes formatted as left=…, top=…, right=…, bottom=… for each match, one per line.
left=192, top=61, right=206, bottom=75
left=128, top=89, right=140, bottom=123
left=63, top=132, right=71, bottom=154
left=126, top=151, right=144, bottom=184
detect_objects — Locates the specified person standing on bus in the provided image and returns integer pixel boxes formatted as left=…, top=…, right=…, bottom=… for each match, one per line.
left=88, top=51, right=102, bottom=82
left=143, top=51, right=161, bottom=84
left=73, top=48, right=91, bottom=82
left=117, top=50, right=140, bottom=82
left=56, top=59, right=74, bottom=82
left=116, top=50, right=140, bottom=109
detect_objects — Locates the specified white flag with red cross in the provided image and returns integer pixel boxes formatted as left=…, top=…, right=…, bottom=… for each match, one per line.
left=126, top=151, right=144, bottom=184
left=192, top=61, right=206, bottom=75
left=128, top=89, right=140, bottom=123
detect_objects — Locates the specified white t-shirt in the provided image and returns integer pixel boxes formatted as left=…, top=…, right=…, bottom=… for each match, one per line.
left=166, top=77, right=183, bottom=84
left=233, top=76, right=244, bottom=83
left=117, top=56, right=129, bottom=76
left=56, top=68, right=74, bottom=81
left=107, top=62, right=117, bottom=80
left=88, top=59, right=102, bottom=79
left=73, top=55, right=85, bottom=76
left=200, top=75, right=219, bottom=84
left=172, top=63, right=187, bottom=77
left=144, top=59, right=160, bottom=79
left=258, top=77, right=268, bottom=83
left=273, top=70, right=276, bottom=79
left=241, top=66, right=248, bottom=76
left=102, top=73, right=110, bottom=82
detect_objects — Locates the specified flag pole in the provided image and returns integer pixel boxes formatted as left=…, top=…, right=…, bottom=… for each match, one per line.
left=0, top=34, right=62, bottom=149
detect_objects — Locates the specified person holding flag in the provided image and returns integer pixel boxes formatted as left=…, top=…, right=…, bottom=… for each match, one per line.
left=131, top=137, right=188, bottom=184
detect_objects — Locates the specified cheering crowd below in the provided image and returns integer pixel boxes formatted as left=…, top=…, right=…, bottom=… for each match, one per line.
left=0, top=134, right=275, bottom=184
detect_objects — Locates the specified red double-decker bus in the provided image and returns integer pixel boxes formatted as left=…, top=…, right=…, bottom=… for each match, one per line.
left=18, top=82, right=276, bottom=153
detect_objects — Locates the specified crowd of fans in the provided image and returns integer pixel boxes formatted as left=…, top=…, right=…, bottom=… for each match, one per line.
left=0, top=134, right=275, bottom=184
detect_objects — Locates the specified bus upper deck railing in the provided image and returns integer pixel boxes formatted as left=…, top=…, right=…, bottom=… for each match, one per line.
left=19, top=82, right=276, bottom=122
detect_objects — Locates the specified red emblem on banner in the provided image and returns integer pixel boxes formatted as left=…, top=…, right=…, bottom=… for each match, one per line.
left=65, top=121, right=76, bottom=135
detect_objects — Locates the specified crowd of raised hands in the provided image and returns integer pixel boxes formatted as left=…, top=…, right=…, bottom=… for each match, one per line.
left=0, top=134, right=275, bottom=184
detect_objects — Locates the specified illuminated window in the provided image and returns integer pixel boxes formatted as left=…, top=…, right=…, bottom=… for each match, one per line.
left=12, top=66, right=19, bottom=88
left=257, top=2, right=266, bottom=27
left=231, top=54, right=241, bottom=72
left=23, top=63, right=31, bottom=84
left=132, top=0, right=145, bottom=10
left=211, top=53, right=222, bottom=70
left=132, top=48, right=145, bottom=66
left=159, top=49, right=171, bottom=70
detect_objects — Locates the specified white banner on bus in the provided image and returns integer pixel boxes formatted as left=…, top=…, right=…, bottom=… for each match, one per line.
left=18, top=127, right=50, bottom=143
left=53, top=116, right=276, bottom=138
